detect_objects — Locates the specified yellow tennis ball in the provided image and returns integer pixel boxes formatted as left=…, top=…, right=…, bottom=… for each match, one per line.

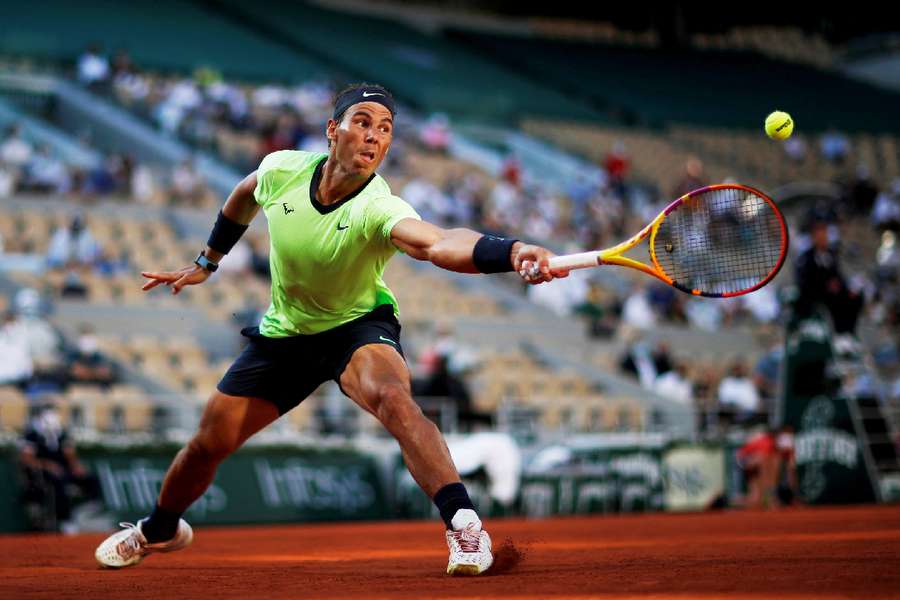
left=765, top=111, right=794, bottom=140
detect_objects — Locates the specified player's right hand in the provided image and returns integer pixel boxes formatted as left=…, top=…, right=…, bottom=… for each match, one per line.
left=141, top=264, right=211, bottom=295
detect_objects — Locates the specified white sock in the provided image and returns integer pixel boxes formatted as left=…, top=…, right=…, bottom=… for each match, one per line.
left=450, top=508, right=482, bottom=531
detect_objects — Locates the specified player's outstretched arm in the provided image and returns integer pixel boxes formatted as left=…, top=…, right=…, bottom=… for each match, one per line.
left=142, top=171, right=260, bottom=295
left=389, top=218, right=568, bottom=284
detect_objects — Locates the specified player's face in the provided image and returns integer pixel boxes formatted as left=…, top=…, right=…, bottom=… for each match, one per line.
left=329, top=102, right=393, bottom=176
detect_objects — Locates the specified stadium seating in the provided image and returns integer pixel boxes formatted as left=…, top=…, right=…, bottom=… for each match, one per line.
left=210, top=0, right=602, bottom=122
left=449, top=29, right=900, bottom=132
left=0, top=0, right=326, bottom=82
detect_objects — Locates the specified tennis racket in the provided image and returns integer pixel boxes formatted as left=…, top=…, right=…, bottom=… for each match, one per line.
left=527, top=184, right=788, bottom=298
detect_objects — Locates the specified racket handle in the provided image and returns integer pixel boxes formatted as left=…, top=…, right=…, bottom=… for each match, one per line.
left=548, top=251, right=601, bottom=271
left=525, top=251, right=601, bottom=278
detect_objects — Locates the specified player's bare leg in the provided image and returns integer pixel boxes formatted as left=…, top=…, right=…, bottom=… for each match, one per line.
left=340, top=344, right=458, bottom=495
left=340, top=344, right=493, bottom=575
left=95, top=392, right=279, bottom=568
left=157, top=392, right=280, bottom=512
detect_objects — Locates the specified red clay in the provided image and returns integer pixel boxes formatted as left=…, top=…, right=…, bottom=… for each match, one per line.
left=2, top=505, right=899, bottom=599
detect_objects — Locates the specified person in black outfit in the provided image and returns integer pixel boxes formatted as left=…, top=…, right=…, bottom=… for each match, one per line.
left=19, top=403, right=101, bottom=531
left=794, top=220, right=863, bottom=334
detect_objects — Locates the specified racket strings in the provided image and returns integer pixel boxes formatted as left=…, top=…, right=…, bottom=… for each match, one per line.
left=652, top=187, right=784, bottom=295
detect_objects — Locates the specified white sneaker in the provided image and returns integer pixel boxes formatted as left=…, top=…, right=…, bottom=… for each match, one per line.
left=94, top=519, right=193, bottom=568
left=446, top=522, right=493, bottom=576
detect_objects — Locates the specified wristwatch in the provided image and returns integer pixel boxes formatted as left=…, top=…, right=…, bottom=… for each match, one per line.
left=194, top=251, right=219, bottom=273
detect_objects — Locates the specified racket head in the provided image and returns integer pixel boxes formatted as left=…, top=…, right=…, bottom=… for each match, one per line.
left=648, top=184, right=789, bottom=298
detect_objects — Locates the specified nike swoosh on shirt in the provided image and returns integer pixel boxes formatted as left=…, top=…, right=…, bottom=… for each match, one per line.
left=362, top=92, right=384, bottom=98
left=337, top=223, right=350, bottom=230
left=378, top=336, right=397, bottom=345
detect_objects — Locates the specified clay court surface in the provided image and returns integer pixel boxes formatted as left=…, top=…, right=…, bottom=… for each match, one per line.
left=1, top=505, right=899, bottom=599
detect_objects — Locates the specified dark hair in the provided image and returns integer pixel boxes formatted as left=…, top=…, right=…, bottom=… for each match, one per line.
left=332, top=82, right=394, bottom=123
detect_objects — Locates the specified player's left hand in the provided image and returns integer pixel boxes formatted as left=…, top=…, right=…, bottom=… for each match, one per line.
left=513, top=244, right=570, bottom=284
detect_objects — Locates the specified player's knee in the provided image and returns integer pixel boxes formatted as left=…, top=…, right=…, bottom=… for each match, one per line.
left=374, top=383, right=422, bottom=431
left=186, top=430, right=237, bottom=464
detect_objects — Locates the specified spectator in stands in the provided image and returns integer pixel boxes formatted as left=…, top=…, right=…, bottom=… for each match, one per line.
left=603, top=141, right=630, bottom=197
left=66, top=324, right=117, bottom=387
left=413, top=354, right=488, bottom=432
left=25, top=145, right=70, bottom=193
left=620, top=336, right=673, bottom=390
left=420, top=113, right=451, bottom=153
left=794, top=219, right=864, bottom=335
left=0, top=124, right=33, bottom=171
left=672, top=157, right=706, bottom=199
left=621, top=283, right=657, bottom=330
left=500, top=154, right=522, bottom=188
left=574, top=280, right=620, bottom=338
left=873, top=179, right=900, bottom=232
left=819, top=128, right=850, bottom=165
left=76, top=44, right=110, bottom=89
left=6, top=289, right=65, bottom=389
left=783, top=135, right=808, bottom=164
left=843, top=164, right=879, bottom=216
left=47, top=214, right=101, bottom=269
left=19, top=401, right=101, bottom=532
left=0, top=161, right=14, bottom=197
left=169, top=159, right=206, bottom=206
left=0, top=311, right=34, bottom=387
left=717, top=360, right=762, bottom=424
left=653, top=361, right=693, bottom=406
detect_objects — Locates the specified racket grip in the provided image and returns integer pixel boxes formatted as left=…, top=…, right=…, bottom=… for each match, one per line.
left=548, top=251, right=601, bottom=270
left=525, top=251, right=601, bottom=278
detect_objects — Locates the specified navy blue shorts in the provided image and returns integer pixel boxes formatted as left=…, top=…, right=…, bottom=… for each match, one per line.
left=217, top=304, right=404, bottom=414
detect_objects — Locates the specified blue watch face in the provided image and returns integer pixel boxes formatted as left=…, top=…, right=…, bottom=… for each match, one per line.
left=196, top=254, right=218, bottom=271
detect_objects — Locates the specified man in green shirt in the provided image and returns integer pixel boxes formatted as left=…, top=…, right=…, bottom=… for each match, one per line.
left=94, top=84, right=566, bottom=576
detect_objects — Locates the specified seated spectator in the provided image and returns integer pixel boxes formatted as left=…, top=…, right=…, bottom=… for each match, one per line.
left=819, top=128, right=850, bottom=165
left=873, top=179, right=900, bottom=233
left=412, top=355, right=490, bottom=432
left=76, top=43, right=110, bottom=88
left=671, top=157, right=706, bottom=199
left=621, top=283, right=657, bottom=330
left=718, top=361, right=763, bottom=424
left=5, top=290, right=65, bottom=388
left=66, top=324, right=117, bottom=387
left=0, top=311, right=34, bottom=387
left=794, top=219, right=864, bottom=334
left=420, top=113, right=451, bottom=153
left=653, top=362, right=693, bottom=405
left=25, top=145, right=70, bottom=193
left=620, top=336, right=673, bottom=389
left=47, top=214, right=101, bottom=269
left=169, top=159, right=206, bottom=205
left=603, top=141, right=630, bottom=196
left=0, top=124, right=33, bottom=170
left=19, top=402, right=102, bottom=532
left=574, top=281, right=620, bottom=338
left=783, top=135, right=808, bottom=164
left=842, top=164, right=879, bottom=216
left=0, top=161, right=15, bottom=197
left=60, top=269, right=89, bottom=299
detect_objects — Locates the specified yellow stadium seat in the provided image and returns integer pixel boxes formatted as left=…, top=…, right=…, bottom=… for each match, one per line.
left=0, top=387, right=29, bottom=432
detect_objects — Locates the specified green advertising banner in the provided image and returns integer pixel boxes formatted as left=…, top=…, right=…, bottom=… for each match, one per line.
left=0, top=444, right=387, bottom=533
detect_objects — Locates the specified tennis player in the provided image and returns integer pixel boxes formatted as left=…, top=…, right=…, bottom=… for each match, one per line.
left=94, top=83, right=566, bottom=576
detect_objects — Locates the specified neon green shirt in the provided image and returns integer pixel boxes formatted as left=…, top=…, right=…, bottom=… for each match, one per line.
left=253, top=150, right=420, bottom=336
